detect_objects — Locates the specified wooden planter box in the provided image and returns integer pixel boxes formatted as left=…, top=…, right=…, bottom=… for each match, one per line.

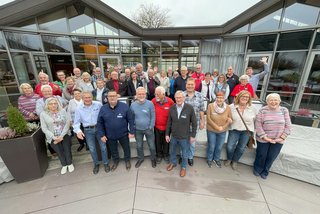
left=290, top=113, right=320, bottom=128
left=0, top=128, right=48, bottom=183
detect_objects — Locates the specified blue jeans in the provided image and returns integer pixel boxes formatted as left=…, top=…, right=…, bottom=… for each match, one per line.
left=254, top=141, right=283, bottom=177
left=187, top=130, right=199, bottom=159
left=108, top=135, right=131, bottom=162
left=135, top=129, right=156, bottom=161
left=170, top=136, right=188, bottom=169
left=226, top=130, right=249, bottom=162
left=83, top=127, right=109, bottom=166
left=207, top=130, right=226, bottom=162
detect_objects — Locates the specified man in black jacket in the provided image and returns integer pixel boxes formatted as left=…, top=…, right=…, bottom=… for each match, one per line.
left=165, top=90, right=197, bottom=177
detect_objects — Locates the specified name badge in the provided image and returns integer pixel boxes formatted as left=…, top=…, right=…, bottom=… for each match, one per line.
left=117, top=113, right=123, bottom=118
left=142, top=109, right=148, bottom=113
left=164, top=107, right=169, bottom=110
left=181, top=114, right=187, bottom=119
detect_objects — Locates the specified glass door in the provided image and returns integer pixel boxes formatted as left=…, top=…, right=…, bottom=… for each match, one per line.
left=245, top=53, right=272, bottom=100
left=99, top=56, right=120, bottom=72
left=293, top=51, right=320, bottom=112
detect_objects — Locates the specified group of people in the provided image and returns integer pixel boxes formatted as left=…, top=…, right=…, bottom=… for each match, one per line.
left=16, top=58, right=291, bottom=179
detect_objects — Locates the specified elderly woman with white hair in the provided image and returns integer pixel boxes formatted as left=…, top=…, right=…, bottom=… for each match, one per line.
left=78, top=72, right=94, bottom=92
left=230, top=74, right=254, bottom=101
left=18, top=83, right=40, bottom=121
left=253, top=93, right=291, bottom=179
left=40, top=97, right=73, bottom=175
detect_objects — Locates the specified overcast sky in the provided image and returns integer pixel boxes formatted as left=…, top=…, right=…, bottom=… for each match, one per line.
left=0, top=0, right=261, bottom=26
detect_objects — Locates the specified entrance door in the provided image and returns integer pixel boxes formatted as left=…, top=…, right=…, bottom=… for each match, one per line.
left=293, top=51, right=320, bottom=112
left=245, top=54, right=272, bottom=100
left=100, top=56, right=120, bottom=72
left=48, top=55, right=73, bottom=80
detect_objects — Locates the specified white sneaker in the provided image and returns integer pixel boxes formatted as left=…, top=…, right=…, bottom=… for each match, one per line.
left=61, top=166, right=67, bottom=174
left=68, top=164, right=75, bottom=172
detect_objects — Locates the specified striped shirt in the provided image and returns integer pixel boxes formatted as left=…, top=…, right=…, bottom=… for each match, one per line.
left=255, top=106, right=292, bottom=143
left=18, top=93, right=40, bottom=120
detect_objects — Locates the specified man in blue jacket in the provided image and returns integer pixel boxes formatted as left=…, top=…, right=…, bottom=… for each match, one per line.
left=97, top=90, right=135, bottom=171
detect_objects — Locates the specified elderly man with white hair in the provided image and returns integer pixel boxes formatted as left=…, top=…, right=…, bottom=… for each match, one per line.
left=230, top=74, right=255, bottom=101
left=34, top=72, right=62, bottom=97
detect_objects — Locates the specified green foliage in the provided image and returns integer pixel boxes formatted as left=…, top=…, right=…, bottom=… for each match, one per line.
left=7, top=105, right=28, bottom=136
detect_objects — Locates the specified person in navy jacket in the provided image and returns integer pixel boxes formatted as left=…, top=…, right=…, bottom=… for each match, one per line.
left=97, top=90, right=135, bottom=171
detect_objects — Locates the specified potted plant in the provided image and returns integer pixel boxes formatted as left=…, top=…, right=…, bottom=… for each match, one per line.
left=0, top=105, right=48, bottom=183
left=290, top=108, right=320, bottom=128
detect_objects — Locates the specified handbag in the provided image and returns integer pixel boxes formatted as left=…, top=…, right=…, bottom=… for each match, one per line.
left=236, top=108, right=255, bottom=149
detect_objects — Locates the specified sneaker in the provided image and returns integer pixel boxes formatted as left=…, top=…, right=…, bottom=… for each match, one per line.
left=214, top=160, right=222, bottom=168
left=224, top=160, right=231, bottom=166
left=67, top=164, right=75, bottom=172
left=231, top=161, right=238, bottom=170
left=207, top=160, right=212, bottom=168
left=60, top=166, right=67, bottom=174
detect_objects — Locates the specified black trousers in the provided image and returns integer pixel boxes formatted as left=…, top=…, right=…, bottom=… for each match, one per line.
left=108, top=135, right=131, bottom=162
left=154, top=128, right=169, bottom=158
left=50, top=135, right=72, bottom=166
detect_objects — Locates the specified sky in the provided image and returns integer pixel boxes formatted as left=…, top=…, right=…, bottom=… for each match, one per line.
left=0, top=0, right=261, bottom=27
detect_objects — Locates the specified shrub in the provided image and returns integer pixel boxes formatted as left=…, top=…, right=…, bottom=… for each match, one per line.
left=6, top=105, right=28, bottom=136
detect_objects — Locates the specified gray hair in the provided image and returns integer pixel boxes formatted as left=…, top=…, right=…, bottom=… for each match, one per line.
left=19, top=83, right=33, bottom=94
left=266, top=93, right=281, bottom=102
left=155, top=86, right=165, bottom=95
left=44, top=97, right=62, bottom=112
left=239, top=74, right=249, bottom=81
left=41, top=84, right=52, bottom=92
left=136, top=86, right=146, bottom=93
left=175, top=90, right=185, bottom=98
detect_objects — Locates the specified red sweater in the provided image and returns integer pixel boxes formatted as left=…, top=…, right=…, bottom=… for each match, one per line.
left=191, top=72, right=205, bottom=92
left=34, top=82, right=62, bottom=97
left=230, top=83, right=254, bottom=98
left=151, top=97, right=174, bottom=131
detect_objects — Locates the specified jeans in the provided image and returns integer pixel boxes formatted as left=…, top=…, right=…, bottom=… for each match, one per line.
left=50, top=135, right=72, bottom=166
left=83, top=127, right=109, bottom=166
left=154, top=128, right=169, bottom=158
left=135, top=129, right=156, bottom=161
left=226, top=130, right=249, bottom=162
left=108, top=135, right=131, bottom=162
left=207, top=130, right=226, bottom=162
left=170, top=136, right=188, bottom=169
left=254, top=141, right=283, bottom=177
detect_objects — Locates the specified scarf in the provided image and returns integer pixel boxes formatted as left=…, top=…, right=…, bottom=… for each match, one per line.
left=213, top=101, right=227, bottom=114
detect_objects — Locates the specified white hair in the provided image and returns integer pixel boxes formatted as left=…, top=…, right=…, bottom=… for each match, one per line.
left=41, top=84, right=52, bottom=92
left=266, top=93, right=281, bottom=102
left=155, top=86, right=165, bottom=95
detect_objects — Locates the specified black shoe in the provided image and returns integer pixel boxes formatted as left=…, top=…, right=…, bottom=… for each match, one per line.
left=164, top=156, right=170, bottom=164
left=93, top=164, right=99, bottom=174
left=77, top=144, right=84, bottom=152
left=111, top=161, right=119, bottom=171
left=125, top=161, right=131, bottom=171
left=85, top=145, right=89, bottom=151
left=104, top=164, right=110, bottom=173
left=156, top=157, right=162, bottom=164
left=179, top=157, right=182, bottom=165
left=151, top=159, right=156, bottom=168
left=135, top=160, right=144, bottom=168
left=188, top=159, right=194, bottom=166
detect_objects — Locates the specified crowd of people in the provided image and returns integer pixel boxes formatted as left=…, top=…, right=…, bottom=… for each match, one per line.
left=17, top=57, right=291, bottom=179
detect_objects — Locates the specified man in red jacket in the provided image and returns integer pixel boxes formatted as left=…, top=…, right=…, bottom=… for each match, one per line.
left=191, top=64, right=205, bottom=92
left=34, top=72, right=62, bottom=97
left=151, top=86, right=174, bottom=164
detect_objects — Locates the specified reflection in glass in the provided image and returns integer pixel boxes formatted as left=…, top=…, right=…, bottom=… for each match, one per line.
left=38, top=9, right=68, bottom=33
left=250, top=9, right=282, bottom=32
left=181, top=56, right=198, bottom=68
left=67, top=5, right=95, bottom=35
left=161, top=40, right=179, bottom=52
left=312, top=32, right=320, bottom=49
left=277, top=31, right=313, bottom=51
left=121, top=39, right=141, bottom=54
left=42, top=35, right=72, bottom=53
left=4, top=32, right=42, bottom=51
left=33, top=55, right=50, bottom=77
left=120, top=29, right=134, bottom=37
left=0, top=33, right=6, bottom=50
left=71, top=37, right=100, bottom=58
left=11, top=53, right=37, bottom=88
left=281, top=2, right=320, bottom=30
left=97, top=39, right=120, bottom=54
left=75, top=54, right=98, bottom=73
left=142, top=41, right=160, bottom=55
left=11, top=18, right=37, bottom=30
left=122, top=56, right=141, bottom=68
left=268, top=51, right=307, bottom=106
left=181, top=40, right=199, bottom=54
left=95, top=12, right=119, bottom=36
left=200, top=39, right=221, bottom=74
left=100, top=57, right=120, bottom=72
left=248, top=34, right=277, bottom=52
left=143, top=56, right=160, bottom=69
left=231, top=24, right=249, bottom=34
left=161, top=58, right=179, bottom=73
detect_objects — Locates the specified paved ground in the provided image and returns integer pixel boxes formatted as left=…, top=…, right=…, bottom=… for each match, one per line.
left=0, top=157, right=319, bottom=214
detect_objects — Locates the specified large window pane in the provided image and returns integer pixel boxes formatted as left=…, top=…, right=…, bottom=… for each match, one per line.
left=281, top=2, right=320, bottom=30
left=181, top=56, right=198, bottom=68
left=0, top=52, right=19, bottom=111
left=95, top=12, right=119, bottom=36
left=71, top=36, right=96, bottom=54
left=142, top=41, right=160, bottom=55
left=312, top=32, right=320, bottom=49
left=11, top=18, right=37, bottom=30
left=11, top=53, right=37, bottom=87
left=121, top=39, right=141, bottom=54
left=97, top=39, right=120, bottom=54
left=231, top=24, right=249, bottom=34
left=38, top=9, right=68, bottom=33
left=277, top=31, right=312, bottom=51
left=181, top=40, right=199, bottom=54
left=67, top=5, right=95, bottom=35
left=160, top=58, right=179, bottom=73
left=42, top=35, right=72, bottom=53
left=122, top=56, right=141, bottom=68
left=268, top=51, right=307, bottom=106
left=4, top=32, right=42, bottom=52
left=0, top=33, right=7, bottom=50
left=75, top=55, right=98, bottom=74
left=251, top=8, right=282, bottom=32
left=143, top=56, right=160, bottom=69
left=248, top=34, right=277, bottom=52
left=161, top=40, right=179, bottom=52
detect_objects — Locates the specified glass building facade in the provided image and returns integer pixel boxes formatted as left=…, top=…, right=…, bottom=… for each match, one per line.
left=0, top=0, right=320, bottom=113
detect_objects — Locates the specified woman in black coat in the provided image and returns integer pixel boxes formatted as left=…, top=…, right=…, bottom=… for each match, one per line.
left=127, top=71, right=143, bottom=97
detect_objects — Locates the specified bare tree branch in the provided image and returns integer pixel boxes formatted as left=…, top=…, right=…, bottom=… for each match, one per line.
left=131, top=3, right=171, bottom=28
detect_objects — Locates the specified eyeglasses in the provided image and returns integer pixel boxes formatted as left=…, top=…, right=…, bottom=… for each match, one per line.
left=240, top=96, right=250, bottom=99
